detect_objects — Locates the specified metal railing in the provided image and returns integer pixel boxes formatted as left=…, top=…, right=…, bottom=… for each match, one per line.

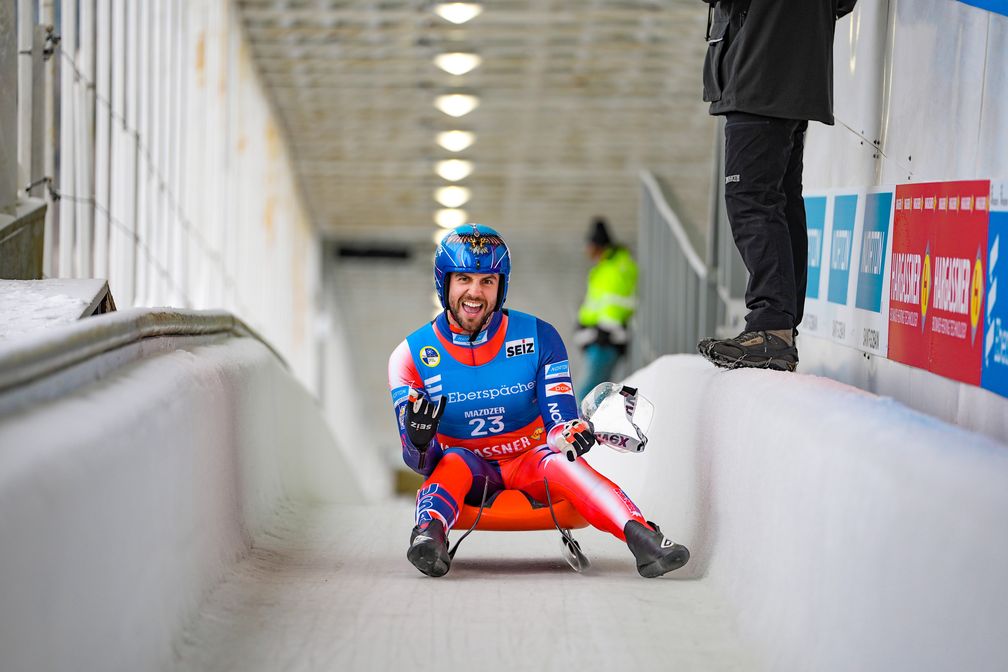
left=631, top=171, right=719, bottom=370
left=632, top=117, right=752, bottom=370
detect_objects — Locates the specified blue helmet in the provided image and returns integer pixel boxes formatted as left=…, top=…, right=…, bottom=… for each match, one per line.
left=434, top=224, right=512, bottom=312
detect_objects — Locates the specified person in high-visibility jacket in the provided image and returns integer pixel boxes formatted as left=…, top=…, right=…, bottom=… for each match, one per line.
left=574, top=218, right=638, bottom=402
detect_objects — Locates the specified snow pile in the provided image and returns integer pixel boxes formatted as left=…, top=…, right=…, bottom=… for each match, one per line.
left=0, top=280, right=89, bottom=339
left=588, top=355, right=1008, bottom=672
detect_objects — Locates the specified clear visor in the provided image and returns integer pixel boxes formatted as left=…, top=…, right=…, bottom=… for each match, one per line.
left=579, top=382, right=654, bottom=453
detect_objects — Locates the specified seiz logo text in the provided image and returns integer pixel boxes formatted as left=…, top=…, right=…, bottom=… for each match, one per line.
left=505, top=338, right=535, bottom=357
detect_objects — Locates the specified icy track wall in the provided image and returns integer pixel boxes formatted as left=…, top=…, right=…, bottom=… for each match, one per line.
left=588, top=355, right=1008, bottom=672
left=0, top=310, right=364, bottom=672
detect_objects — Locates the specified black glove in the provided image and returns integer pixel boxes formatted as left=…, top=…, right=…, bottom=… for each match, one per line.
left=405, top=389, right=447, bottom=449
left=556, top=419, right=596, bottom=462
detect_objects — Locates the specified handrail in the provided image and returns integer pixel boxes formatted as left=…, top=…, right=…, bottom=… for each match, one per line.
left=0, top=307, right=287, bottom=395
left=639, top=170, right=708, bottom=278
left=633, top=170, right=719, bottom=367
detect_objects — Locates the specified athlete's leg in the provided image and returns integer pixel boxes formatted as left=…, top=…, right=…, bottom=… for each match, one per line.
left=504, top=446, right=648, bottom=540
left=415, top=448, right=504, bottom=530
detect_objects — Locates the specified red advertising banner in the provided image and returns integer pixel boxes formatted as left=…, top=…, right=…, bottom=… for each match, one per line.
left=888, top=181, right=990, bottom=384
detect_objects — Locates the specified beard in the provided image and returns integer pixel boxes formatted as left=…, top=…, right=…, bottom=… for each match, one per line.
left=449, top=297, right=489, bottom=333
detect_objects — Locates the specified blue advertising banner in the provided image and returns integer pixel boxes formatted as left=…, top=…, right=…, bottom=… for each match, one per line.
left=805, top=196, right=828, bottom=300
left=851, top=190, right=895, bottom=356
left=855, top=192, right=893, bottom=313
left=828, top=195, right=858, bottom=305
left=982, top=181, right=1008, bottom=397
left=958, top=0, right=1008, bottom=17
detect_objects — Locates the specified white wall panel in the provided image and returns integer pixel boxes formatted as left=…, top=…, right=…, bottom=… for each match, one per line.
left=977, top=13, right=1008, bottom=177
left=880, top=0, right=989, bottom=183
left=15, top=1, right=324, bottom=392
left=805, top=2, right=890, bottom=189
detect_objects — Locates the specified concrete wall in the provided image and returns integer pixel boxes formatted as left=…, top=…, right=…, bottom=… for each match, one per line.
left=0, top=331, right=360, bottom=672
left=588, top=355, right=1008, bottom=672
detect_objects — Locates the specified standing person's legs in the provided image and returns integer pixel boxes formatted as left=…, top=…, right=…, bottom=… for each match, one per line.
left=722, top=112, right=802, bottom=330
left=782, top=121, right=809, bottom=331
left=576, top=343, right=620, bottom=402
left=698, top=113, right=804, bottom=371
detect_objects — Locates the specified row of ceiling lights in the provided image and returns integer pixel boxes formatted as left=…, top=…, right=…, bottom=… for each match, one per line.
left=430, top=3, right=483, bottom=242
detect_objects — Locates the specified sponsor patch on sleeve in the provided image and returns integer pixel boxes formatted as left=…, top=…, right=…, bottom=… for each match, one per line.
left=544, top=360, right=570, bottom=379
left=391, top=385, right=410, bottom=406
left=545, top=381, right=575, bottom=397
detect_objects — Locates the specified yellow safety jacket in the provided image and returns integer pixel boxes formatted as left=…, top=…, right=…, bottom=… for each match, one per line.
left=576, top=246, right=637, bottom=351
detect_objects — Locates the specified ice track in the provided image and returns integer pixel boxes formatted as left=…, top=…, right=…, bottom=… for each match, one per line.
left=171, top=501, right=756, bottom=672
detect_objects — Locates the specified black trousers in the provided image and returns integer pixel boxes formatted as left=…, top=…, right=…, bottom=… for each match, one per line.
left=723, top=112, right=809, bottom=332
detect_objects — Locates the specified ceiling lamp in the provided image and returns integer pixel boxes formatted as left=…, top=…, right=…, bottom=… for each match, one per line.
left=435, top=159, right=473, bottom=181
left=435, top=185, right=471, bottom=208
left=434, top=3, right=483, bottom=24
left=432, top=230, right=452, bottom=248
left=434, top=52, right=482, bottom=76
left=435, top=93, right=479, bottom=117
left=435, top=208, right=468, bottom=229
left=436, top=130, right=475, bottom=152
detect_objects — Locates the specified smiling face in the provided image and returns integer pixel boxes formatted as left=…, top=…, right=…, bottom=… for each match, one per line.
left=445, top=272, right=500, bottom=333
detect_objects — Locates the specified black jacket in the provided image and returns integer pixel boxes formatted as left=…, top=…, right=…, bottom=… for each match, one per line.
left=702, top=0, right=857, bottom=125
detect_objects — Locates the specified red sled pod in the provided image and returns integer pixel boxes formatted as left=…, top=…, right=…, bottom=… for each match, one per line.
left=454, top=489, right=588, bottom=531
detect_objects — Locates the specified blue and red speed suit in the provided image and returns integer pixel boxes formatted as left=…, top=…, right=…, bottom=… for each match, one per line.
left=388, top=308, right=649, bottom=541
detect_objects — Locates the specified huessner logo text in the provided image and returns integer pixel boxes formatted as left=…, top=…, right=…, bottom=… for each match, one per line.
left=831, top=230, right=851, bottom=271
left=861, top=230, right=884, bottom=275
left=447, top=382, right=534, bottom=403
left=472, top=436, right=532, bottom=458
left=931, top=256, right=971, bottom=315
left=891, top=253, right=922, bottom=304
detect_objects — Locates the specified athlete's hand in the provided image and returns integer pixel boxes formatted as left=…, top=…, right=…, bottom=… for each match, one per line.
left=405, top=388, right=446, bottom=449
left=557, top=419, right=596, bottom=462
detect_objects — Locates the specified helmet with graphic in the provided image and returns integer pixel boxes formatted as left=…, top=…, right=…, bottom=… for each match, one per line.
left=434, top=224, right=512, bottom=313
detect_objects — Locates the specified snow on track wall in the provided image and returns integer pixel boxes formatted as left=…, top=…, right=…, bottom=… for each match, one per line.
left=588, top=355, right=1008, bottom=672
left=0, top=333, right=359, bottom=672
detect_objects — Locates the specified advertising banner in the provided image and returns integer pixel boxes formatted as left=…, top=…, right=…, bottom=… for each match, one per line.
left=802, top=194, right=831, bottom=338
left=982, top=181, right=1008, bottom=397
left=888, top=180, right=990, bottom=385
left=825, top=194, right=860, bottom=346
left=850, top=190, right=895, bottom=356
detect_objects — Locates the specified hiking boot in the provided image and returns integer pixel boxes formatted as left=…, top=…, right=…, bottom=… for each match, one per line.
left=624, top=520, right=690, bottom=578
left=697, top=335, right=718, bottom=357
left=407, top=518, right=451, bottom=577
left=699, top=329, right=798, bottom=372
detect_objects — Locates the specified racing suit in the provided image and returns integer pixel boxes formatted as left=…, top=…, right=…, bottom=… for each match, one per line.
left=388, top=309, right=650, bottom=540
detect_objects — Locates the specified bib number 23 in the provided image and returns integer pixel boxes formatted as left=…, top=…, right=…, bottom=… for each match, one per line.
left=469, top=415, right=504, bottom=436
